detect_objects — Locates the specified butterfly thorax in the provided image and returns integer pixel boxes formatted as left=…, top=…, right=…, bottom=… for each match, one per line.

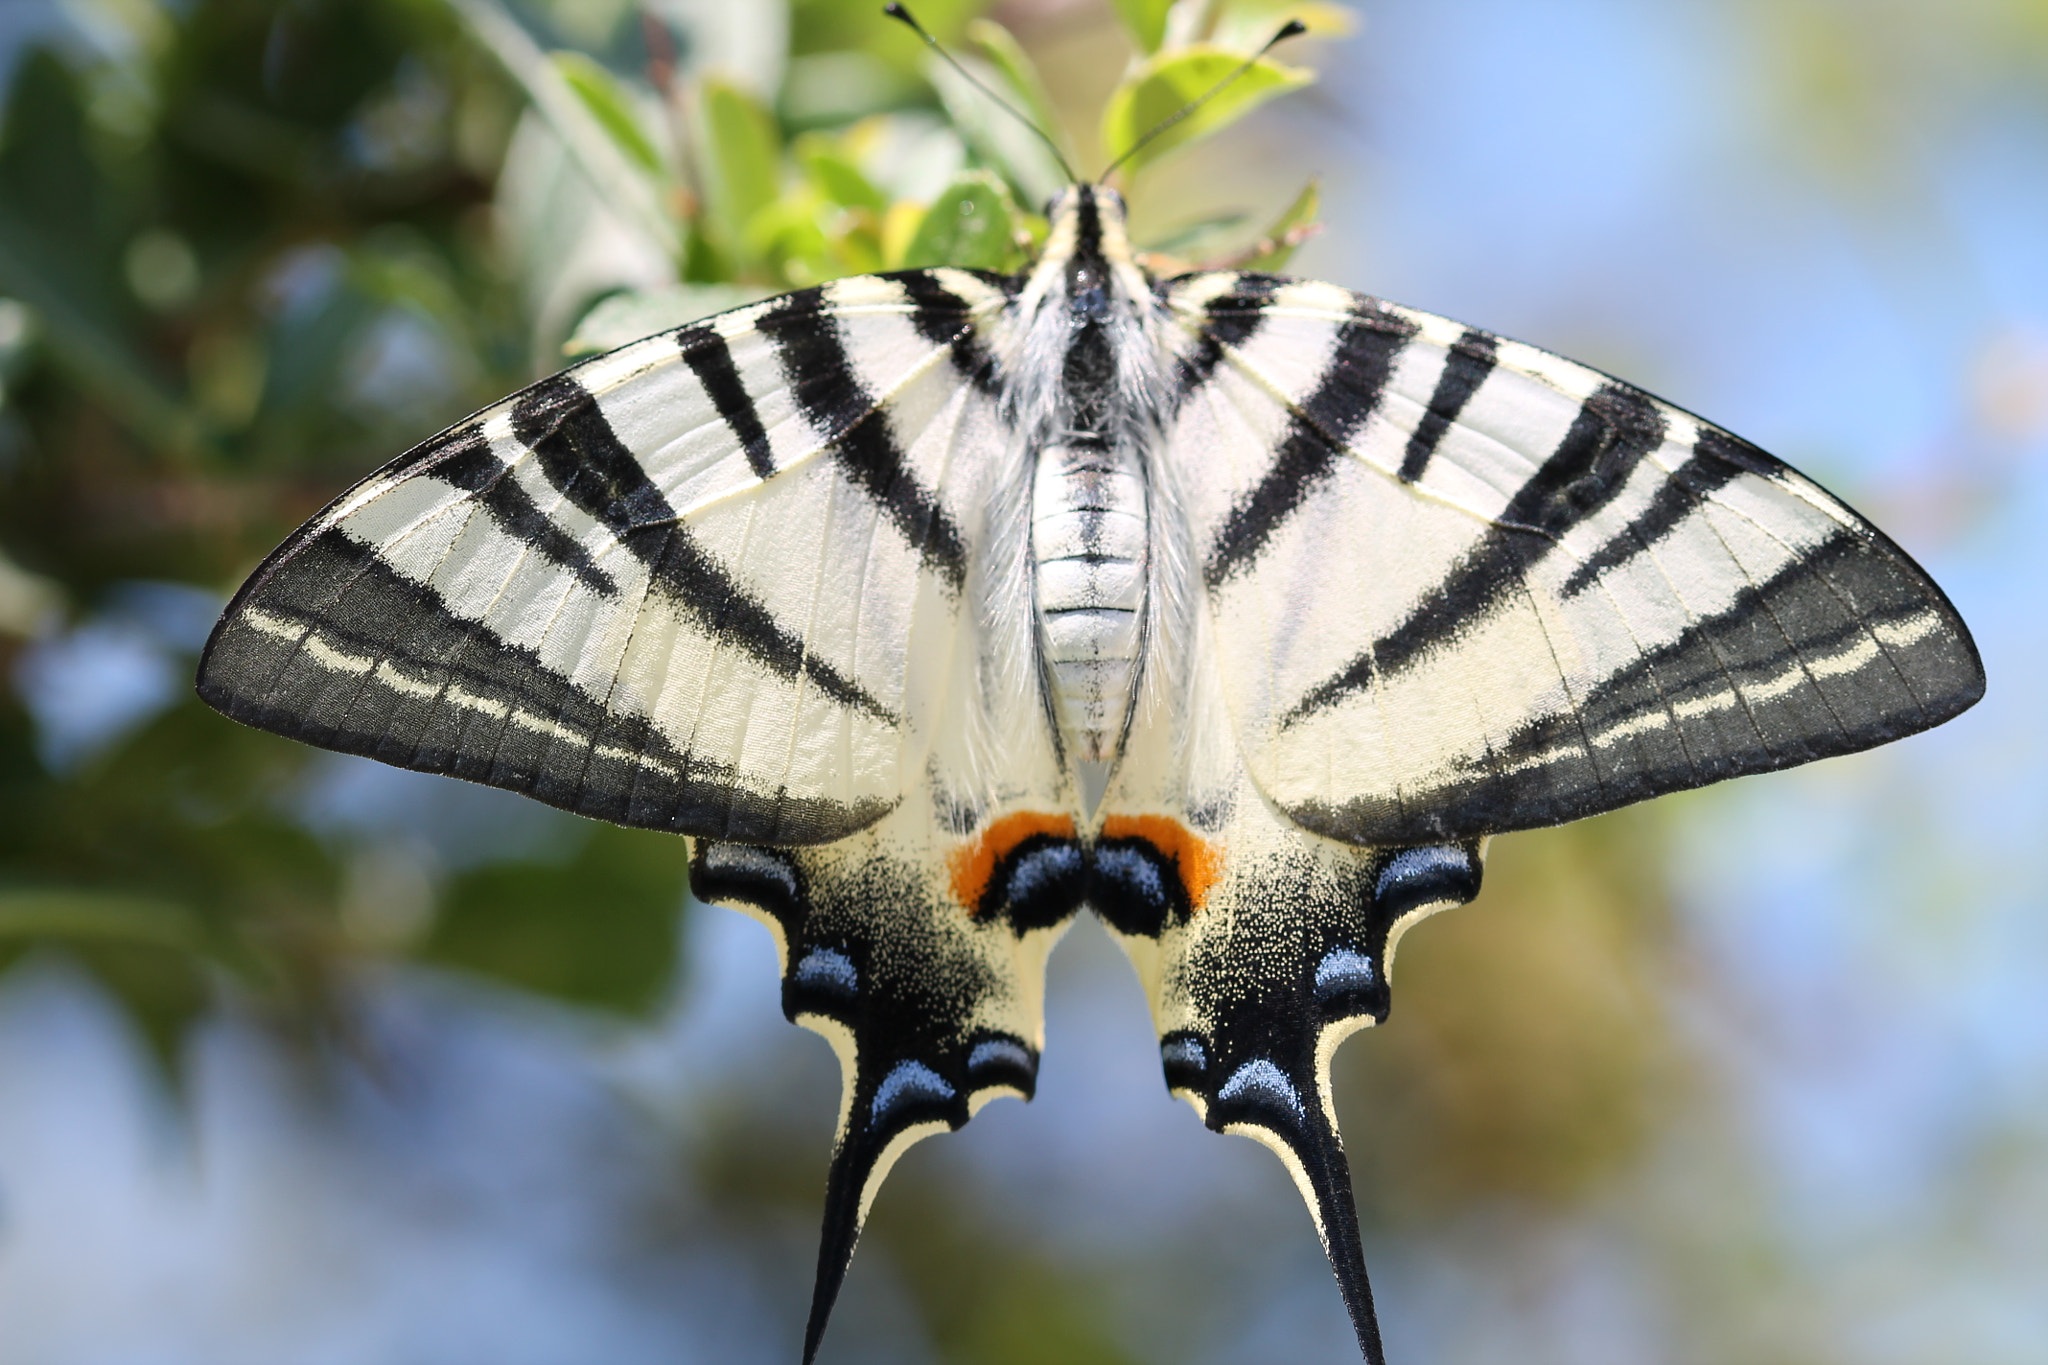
left=1011, top=186, right=1170, bottom=771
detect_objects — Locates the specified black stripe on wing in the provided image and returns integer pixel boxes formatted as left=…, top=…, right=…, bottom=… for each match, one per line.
left=1284, top=382, right=1669, bottom=722
left=1166, top=274, right=1279, bottom=403
left=678, top=324, right=777, bottom=479
left=1556, top=426, right=1766, bottom=597
left=196, top=527, right=890, bottom=844
left=1398, top=329, right=1498, bottom=483
left=1283, top=524, right=1984, bottom=845
left=1204, top=301, right=1419, bottom=588
left=511, top=373, right=893, bottom=725
left=373, top=423, right=620, bottom=598
left=893, top=269, right=1010, bottom=396
left=756, top=288, right=970, bottom=592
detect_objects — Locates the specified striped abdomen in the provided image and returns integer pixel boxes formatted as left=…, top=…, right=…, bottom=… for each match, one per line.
left=1033, top=438, right=1147, bottom=761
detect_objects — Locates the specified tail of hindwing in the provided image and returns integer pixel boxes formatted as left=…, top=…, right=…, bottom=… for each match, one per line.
left=690, top=794, right=1086, bottom=1364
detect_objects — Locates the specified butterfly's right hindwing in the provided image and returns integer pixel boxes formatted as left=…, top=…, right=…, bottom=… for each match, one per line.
left=198, top=270, right=1015, bottom=844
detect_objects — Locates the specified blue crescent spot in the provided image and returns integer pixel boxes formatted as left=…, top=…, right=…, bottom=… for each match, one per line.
left=1005, top=843, right=1083, bottom=903
left=1094, top=844, right=1167, bottom=901
left=1160, top=1035, right=1207, bottom=1072
left=1314, top=947, right=1377, bottom=997
left=967, top=1038, right=1033, bottom=1077
left=1375, top=845, right=1472, bottom=901
left=703, top=843, right=799, bottom=897
left=1216, top=1058, right=1305, bottom=1120
left=793, top=947, right=858, bottom=995
left=870, top=1061, right=955, bottom=1127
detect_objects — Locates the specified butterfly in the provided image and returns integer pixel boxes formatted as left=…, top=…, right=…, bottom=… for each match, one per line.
left=194, top=73, right=1983, bottom=1365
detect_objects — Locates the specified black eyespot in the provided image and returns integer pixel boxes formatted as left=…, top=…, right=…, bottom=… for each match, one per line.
left=1090, top=839, right=1193, bottom=938
left=985, top=838, right=1086, bottom=933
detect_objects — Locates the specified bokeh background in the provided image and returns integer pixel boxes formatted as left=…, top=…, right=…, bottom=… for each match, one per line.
left=0, top=0, right=2042, bottom=1362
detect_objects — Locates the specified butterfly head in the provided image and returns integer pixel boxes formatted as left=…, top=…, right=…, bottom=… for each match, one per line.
left=1036, top=184, right=1146, bottom=321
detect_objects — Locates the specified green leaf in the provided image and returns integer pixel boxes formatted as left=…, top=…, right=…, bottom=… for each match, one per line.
left=0, top=888, right=201, bottom=946
left=696, top=76, right=784, bottom=271
left=422, top=823, right=692, bottom=1020
left=1143, top=209, right=1251, bottom=256
left=0, top=51, right=202, bottom=456
left=551, top=50, right=662, bottom=175
left=899, top=171, right=1023, bottom=273
left=1240, top=175, right=1321, bottom=271
left=1110, top=0, right=1177, bottom=52
left=1100, top=45, right=1313, bottom=178
left=926, top=49, right=1068, bottom=207
left=446, top=0, right=672, bottom=254
left=963, top=19, right=1064, bottom=148
left=795, top=133, right=887, bottom=214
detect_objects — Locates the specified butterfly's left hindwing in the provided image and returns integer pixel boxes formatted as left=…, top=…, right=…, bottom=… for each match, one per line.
left=199, top=270, right=1015, bottom=844
left=693, top=789, right=1085, bottom=1361
left=1159, top=272, right=1985, bottom=846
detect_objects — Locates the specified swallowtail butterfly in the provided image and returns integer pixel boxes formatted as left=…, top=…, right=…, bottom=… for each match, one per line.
left=195, top=26, right=1983, bottom=1362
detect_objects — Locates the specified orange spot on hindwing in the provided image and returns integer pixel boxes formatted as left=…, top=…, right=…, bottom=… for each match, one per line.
left=948, top=811, right=1077, bottom=914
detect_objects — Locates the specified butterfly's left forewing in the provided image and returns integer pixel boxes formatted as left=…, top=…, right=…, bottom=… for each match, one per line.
left=1158, top=272, right=1985, bottom=847
left=200, top=269, right=1019, bottom=844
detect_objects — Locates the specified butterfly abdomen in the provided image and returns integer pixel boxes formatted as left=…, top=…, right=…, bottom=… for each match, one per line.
left=1032, top=433, right=1147, bottom=762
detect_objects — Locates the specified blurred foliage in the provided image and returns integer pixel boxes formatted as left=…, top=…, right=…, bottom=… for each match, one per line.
left=1739, top=0, right=2048, bottom=195
left=1343, top=809, right=1683, bottom=1218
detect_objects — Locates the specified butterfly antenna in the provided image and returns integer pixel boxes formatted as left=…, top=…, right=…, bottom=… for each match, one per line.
left=1098, top=19, right=1308, bottom=183
left=884, top=3, right=1077, bottom=184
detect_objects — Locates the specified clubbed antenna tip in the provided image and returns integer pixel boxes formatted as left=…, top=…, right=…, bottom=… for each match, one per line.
left=1099, top=18, right=1312, bottom=183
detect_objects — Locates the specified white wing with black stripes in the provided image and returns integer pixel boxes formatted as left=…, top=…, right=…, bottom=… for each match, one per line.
left=1160, top=272, right=1984, bottom=847
left=194, top=172, right=1987, bottom=1365
left=198, top=269, right=1021, bottom=845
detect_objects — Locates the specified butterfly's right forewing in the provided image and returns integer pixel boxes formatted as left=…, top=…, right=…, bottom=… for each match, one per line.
left=199, top=269, right=1016, bottom=844
left=1159, top=272, right=1984, bottom=846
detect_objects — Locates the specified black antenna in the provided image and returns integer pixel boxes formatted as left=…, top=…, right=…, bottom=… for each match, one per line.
left=884, top=4, right=1077, bottom=184
left=1098, top=19, right=1308, bottom=183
